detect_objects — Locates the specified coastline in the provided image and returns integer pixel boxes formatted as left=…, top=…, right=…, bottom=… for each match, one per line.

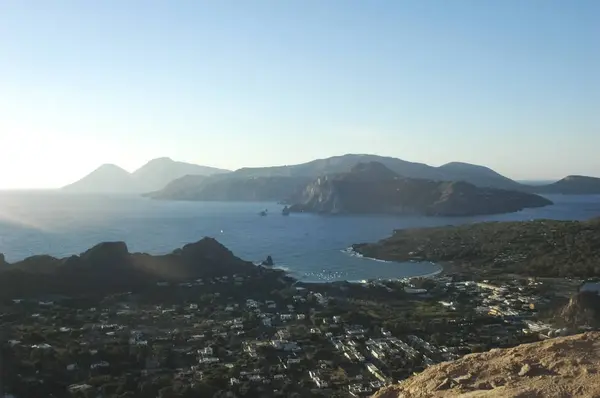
left=342, top=246, right=445, bottom=280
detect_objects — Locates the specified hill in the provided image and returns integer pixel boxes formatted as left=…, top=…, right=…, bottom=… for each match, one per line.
left=145, top=174, right=209, bottom=199
left=146, top=174, right=311, bottom=201
left=63, top=157, right=230, bottom=193
left=372, top=332, right=600, bottom=398
left=131, top=157, right=229, bottom=192
left=233, top=154, right=523, bottom=190
left=66, top=154, right=600, bottom=198
left=0, top=237, right=260, bottom=299
left=147, top=154, right=528, bottom=202
left=353, top=218, right=600, bottom=277
left=288, top=162, right=551, bottom=216
left=61, top=164, right=136, bottom=193
left=533, top=175, right=600, bottom=195
left=438, top=162, right=518, bottom=190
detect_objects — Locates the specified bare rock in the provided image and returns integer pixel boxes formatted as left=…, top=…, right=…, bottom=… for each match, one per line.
left=435, top=378, right=452, bottom=391
left=453, top=373, right=473, bottom=385
left=518, top=364, right=532, bottom=377
left=371, top=332, right=600, bottom=398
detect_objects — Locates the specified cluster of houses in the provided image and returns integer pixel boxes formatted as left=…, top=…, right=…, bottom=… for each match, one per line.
left=3, top=265, right=583, bottom=397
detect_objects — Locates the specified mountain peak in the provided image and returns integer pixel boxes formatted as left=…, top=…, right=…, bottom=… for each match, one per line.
left=64, top=158, right=230, bottom=193
left=563, top=175, right=600, bottom=181
left=146, top=157, right=175, bottom=164
left=62, top=164, right=134, bottom=193
left=534, top=174, right=600, bottom=194
left=441, top=161, right=490, bottom=170
left=97, top=163, right=128, bottom=172
left=232, top=154, right=520, bottom=189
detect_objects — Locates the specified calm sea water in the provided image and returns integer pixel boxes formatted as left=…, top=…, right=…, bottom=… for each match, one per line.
left=1, top=192, right=599, bottom=282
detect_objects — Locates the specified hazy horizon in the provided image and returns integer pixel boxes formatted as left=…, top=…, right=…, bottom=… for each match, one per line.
left=1, top=1, right=598, bottom=189
left=0, top=153, right=578, bottom=191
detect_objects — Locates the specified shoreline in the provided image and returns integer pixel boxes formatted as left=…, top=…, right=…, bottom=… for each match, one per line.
left=257, top=247, right=445, bottom=284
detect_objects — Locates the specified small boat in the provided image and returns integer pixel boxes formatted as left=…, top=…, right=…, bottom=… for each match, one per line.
left=282, top=206, right=290, bottom=216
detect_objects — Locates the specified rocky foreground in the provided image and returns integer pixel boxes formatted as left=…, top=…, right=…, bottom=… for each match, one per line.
left=373, top=332, right=600, bottom=398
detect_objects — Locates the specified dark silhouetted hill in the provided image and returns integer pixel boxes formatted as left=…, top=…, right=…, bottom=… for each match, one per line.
left=0, top=238, right=257, bottom=299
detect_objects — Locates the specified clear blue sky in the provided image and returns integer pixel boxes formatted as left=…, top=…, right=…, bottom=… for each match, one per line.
left=0, top=0, right=598, bottom=188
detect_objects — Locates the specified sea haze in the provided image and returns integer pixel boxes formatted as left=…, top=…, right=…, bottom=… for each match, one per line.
left=1, top=192, right=599, bottom=282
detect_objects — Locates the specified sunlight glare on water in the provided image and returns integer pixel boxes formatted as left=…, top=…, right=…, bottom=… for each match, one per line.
left=1, top=191, right=599, bottom=282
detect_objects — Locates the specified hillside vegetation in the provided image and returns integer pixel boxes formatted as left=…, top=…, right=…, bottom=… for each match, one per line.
left=354, top=218, right=600, bottom=277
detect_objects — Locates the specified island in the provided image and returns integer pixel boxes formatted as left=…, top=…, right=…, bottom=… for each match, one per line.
left=63, top=157, right=230, bottom=194
left=288, top=162, right=552, bottom=216
left=532, top=175, right=600, bottom=195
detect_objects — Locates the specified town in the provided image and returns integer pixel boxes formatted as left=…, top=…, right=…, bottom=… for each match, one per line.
left=0, top=267, right=585, bottom=398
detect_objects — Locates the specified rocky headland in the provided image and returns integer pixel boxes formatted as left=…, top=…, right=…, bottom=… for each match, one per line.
left=288, top=162, right=552, bottom=216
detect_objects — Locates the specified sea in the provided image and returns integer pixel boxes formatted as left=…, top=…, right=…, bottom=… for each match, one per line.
left=1, top=191, right=599, bottom=282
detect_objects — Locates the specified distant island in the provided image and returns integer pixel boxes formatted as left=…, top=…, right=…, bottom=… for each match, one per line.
left=287, top=162, right=552, bottom=216
left=232, top=154, right=522, bottom=190
left=64, top=154, right=600, bottom=197
left=531, top=175, right=600, bottom=195
left=62, top=157, right=230, bottom=193
left=353, top=218, right=600, bottom=278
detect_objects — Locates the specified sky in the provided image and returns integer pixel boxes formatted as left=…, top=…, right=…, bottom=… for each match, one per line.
left=0, top=0, right=599, bottom=189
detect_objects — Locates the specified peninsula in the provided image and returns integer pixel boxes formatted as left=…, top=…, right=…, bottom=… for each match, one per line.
left=353, top=218, right=600, bottom=278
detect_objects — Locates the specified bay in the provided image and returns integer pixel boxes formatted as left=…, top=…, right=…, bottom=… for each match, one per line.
left=1, top=191, right=599, bottom=282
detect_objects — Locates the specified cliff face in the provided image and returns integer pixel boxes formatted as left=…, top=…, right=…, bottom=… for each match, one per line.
left=289, top=162, right=552, bottom=216
left=560, top=291, right=600, bottom=328
left=372, top=332, right=600, bottom=398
